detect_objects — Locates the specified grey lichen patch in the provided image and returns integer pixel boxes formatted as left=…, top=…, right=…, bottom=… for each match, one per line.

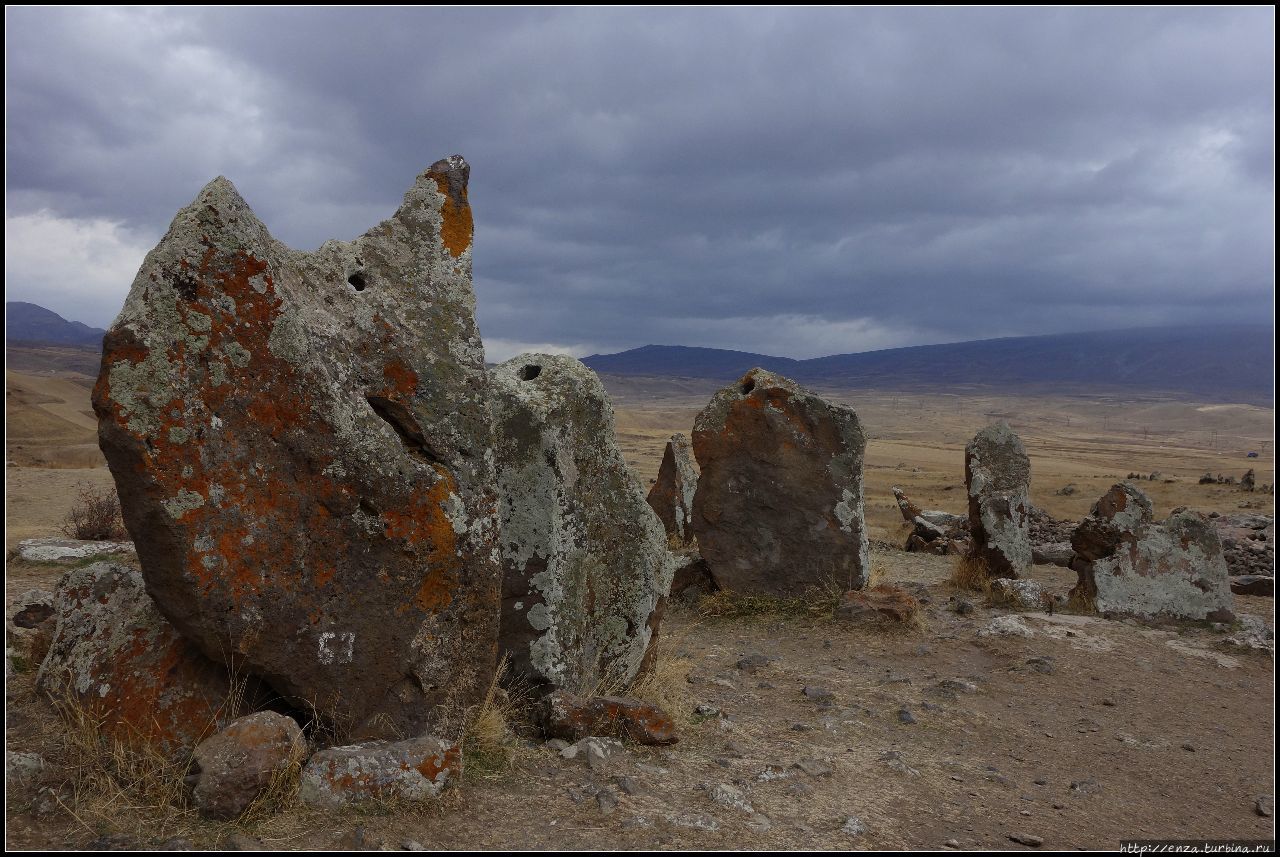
left=265, top=309, right=311, bottom=365
left=162, top=489, right=205, bottom=520
left=168, top=426, right=190, bottom=445
left=491, top=353, right=673, bottom=694
left=222, top=339, right=252, bottom=368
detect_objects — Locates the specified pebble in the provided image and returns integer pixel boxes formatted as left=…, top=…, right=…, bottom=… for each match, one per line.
left=802, top=686, right=834, bottom=703
left=841, top=816, right=868, bottom=836
left=1009, top=832, right=1043, bottom=847
left=1257, top=794, right=1274, bottom=818
left=898, top=708, right=917, bottom=725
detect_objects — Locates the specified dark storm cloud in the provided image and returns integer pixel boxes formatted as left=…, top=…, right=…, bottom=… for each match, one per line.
left=5, top=7, right=1273, bottom=359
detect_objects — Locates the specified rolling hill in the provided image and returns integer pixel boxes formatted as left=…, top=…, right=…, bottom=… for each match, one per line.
left=583, top=325, right=1274, bottom=404
left=6, top=301, right=106, bottom=347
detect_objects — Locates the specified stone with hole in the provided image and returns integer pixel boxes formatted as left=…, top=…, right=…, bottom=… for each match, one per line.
left=491, top=354, right=673, bottom=694
left=691, top=369, right=869, bottom=595
left=92, top=157, right=501, bottom=740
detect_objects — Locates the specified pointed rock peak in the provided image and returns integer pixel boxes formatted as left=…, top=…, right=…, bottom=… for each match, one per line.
left=426, top=155, right=470, bottom=205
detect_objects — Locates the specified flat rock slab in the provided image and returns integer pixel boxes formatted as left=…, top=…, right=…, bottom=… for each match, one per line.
left=691, top=369, right=869, bottom=595
left=491, top=354, right=672, bottom=693
left=17, top=538, right=134, bottom=563
left=835, top=584, right=921, bottom=623
left=36, top=562, right=241, bottom=753
left=299, top=737, right=460, bottom=809
left=92, top=157, right=500, bottom=739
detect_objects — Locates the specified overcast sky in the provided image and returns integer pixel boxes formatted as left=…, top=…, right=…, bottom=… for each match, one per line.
left=5, top=7, right=1274, bottom=361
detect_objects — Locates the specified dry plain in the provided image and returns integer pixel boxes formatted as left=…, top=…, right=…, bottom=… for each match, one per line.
left=4, top=356, right=1275, bottom=850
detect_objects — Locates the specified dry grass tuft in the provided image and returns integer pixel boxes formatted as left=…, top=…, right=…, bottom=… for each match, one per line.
left=46, top=685, right=197, bottom=840
left=627, top=634, right=694, bottom=719
left=949, top=553, right=993, bottom=594
left=697, top=577, right=845, bottom=621
left=459, top=655, right=526, bottom=782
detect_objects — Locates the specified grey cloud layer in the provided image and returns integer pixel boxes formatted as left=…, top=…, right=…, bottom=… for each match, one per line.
left=5, top=7, right=1273, bottom=357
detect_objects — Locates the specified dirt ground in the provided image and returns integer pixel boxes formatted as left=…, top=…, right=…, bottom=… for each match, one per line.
left=4, top=366, right=1276, bottom=850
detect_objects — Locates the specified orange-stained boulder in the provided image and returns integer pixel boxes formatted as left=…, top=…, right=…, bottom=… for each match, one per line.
left=543, top=690, right=678, bottom=745
left=92, top=158, right=501, bottom=740
left=834, top=584, right=921, bottom=623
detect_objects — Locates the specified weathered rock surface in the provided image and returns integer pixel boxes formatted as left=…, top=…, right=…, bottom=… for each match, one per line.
left=36, top=563, right=241, bottom=752
left=647, top=434, right=698, bottom=546
left=1032, top=542, right=1075, bottom=568
left=691, top=369, right=869, bottom=595
left=965, top=423, right=1031, bottom=579
left=299, top=737, right=460, bottom=809
left=670, top=553, right=717, bottom=598
left=1230, top=575, right=1274, bottom=597
left=189, top=712, right=307, bottom=820
left=1069, top=486, right=1234, bottom=621
left=892, top=486, right=924, bottom=521
left=16, top=538, right=135, bottom=564
left=834, top=584, right=921, bottom=623
left=990, top=578, right=1049, bottom=611
left=7, top=588, right=56, bottom=670
left=92, top=158, right=501, bottom=740
left=542, top=690, right=678, bottom=745
left=491, top=354, right=673, bottom=693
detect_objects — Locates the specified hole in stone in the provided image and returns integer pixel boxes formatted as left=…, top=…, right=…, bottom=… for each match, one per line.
left=348, top=272, right=367, bottom=292
left=741, top=378, right=756, bottom=395
left=518, top=364, right=542, bottom=381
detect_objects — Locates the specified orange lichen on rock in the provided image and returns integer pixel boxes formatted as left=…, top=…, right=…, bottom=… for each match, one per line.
left=431, top=174, right=473, bottom=258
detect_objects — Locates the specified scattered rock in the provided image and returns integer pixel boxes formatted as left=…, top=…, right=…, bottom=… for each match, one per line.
left=990, top=578, right=1049, bottom=611
left=835, top=584, right=921, bottom=623
left=401, top=841, right=427, bottom=851
left=189, top=711, right=307, bottom=820
left=615, top=776, right=643, bottom=796
left=802, top=686, right=835, bottom=704
left=542, top=691, right=678, bottom=746
left=1222, top=616, right=1274, bottom=654
left=647, top=433, right=698, bottom=545
left=15, top=538, right=134, bottom=564
left=735, top=653, right=771, bottom=673
left=671, top=553, right=718, bottom=598
left=950, top=598, right=975, bottom=616
left=1056, top=484, right=1077, bottom=496
left=1256, top=794, right=1273, bottom=817
left=898, top=708, right=917, bottom=724
left=94, top=158, right=501, bottom=740
left=691, top=369, right=869, bottom=595
left=704, top=782, right=754, bottom=814
left=794, top=758, right=834, bottom=777
left=299, top=736, right=460, bottom=809
left=36, top=563, right=245, bottom=753
left=596, top=789, right=619, bottom=815
left=6, top=751, right=46, bottom=784
left=1069, top=485, right=1234, bottom=621
left=1069, top=778, right=1101, bottom=796
left=965, top=423, right=1032, bottom=579
left=492, top=354, right=673, bottom=693
left=1009, top=832, right=1044, bottom=847
left=1230, top=575, right=1274, bottom=597
left=6, top=588, right=56, bottom=670
left=841, top=816, right=868, bottom=836
left=1031, top=542, right=1075, bottom=569
left=1025, top=656, right=1055, bottom=675
left=561, top=736, right=627, bottom=773
left=979, top=615, right=1035, bottom=638
left=666, top=813, right=720, bottom=832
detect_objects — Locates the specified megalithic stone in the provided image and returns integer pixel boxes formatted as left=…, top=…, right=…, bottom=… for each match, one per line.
left=690, top=368, right=870, bottom=595
left=92, top=157, right=501, bottom=740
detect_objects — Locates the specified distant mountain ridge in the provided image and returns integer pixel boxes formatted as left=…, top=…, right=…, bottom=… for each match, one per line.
left=6, top=302, right=106, bottom=347
left=583, top=325, right=1274, bottom=404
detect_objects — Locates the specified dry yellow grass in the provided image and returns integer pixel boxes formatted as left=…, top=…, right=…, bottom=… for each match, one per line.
left=459, top=655, right=525, bottom=781
left=948, top=553, right=993, bottom=593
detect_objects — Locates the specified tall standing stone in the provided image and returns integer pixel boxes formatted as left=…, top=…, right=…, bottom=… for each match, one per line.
left=965, top=422, right=1031, bottom=579
left=690, top=369, right=869, bottom=595
left=491, top=354, right=674, bottom=694
left=92, top=157, right=500, bottom=740
left=646, top=433, right=698, bottom=546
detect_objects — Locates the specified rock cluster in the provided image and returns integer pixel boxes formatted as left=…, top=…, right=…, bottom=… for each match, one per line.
left=1068, top=484, right=1234, bottom=621
left=964, top=423, right=1032, bottom=579
left=691, top=369, right=869, bottom=595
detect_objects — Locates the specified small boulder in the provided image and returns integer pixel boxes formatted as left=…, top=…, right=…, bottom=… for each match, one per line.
left=542, top=690, right=677, bottom=745
left=189, top=712, right=307, bottom=820
left=299, top=737, right=460, bottom=809
left=1230, top=575, right=1274, bottom=597
left=989, top=578, right=1049, bottom=611
left=6, top=588, right=56, bottom=670
left=979, top=615, right=1035, bottom=638
left=670, top=554, right=717, bottom=598
left=16, top=538, right=134, bottom=564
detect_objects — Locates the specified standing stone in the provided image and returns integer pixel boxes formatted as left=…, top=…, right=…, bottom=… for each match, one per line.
left=646, top=434, right=698, bottom=546
left=490, top=354, right=674, bottom=693
left=36, top=563, right=242, bottom=753
left=92, top=158, right=500, bottom=740
left=965, top=423, right=1032, bottom=579
left=1069, top=484, right=1234, bottom=621
left=690, top=369, right=869, bottom=595
left=1242, top=469, right=1256, bottom=491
